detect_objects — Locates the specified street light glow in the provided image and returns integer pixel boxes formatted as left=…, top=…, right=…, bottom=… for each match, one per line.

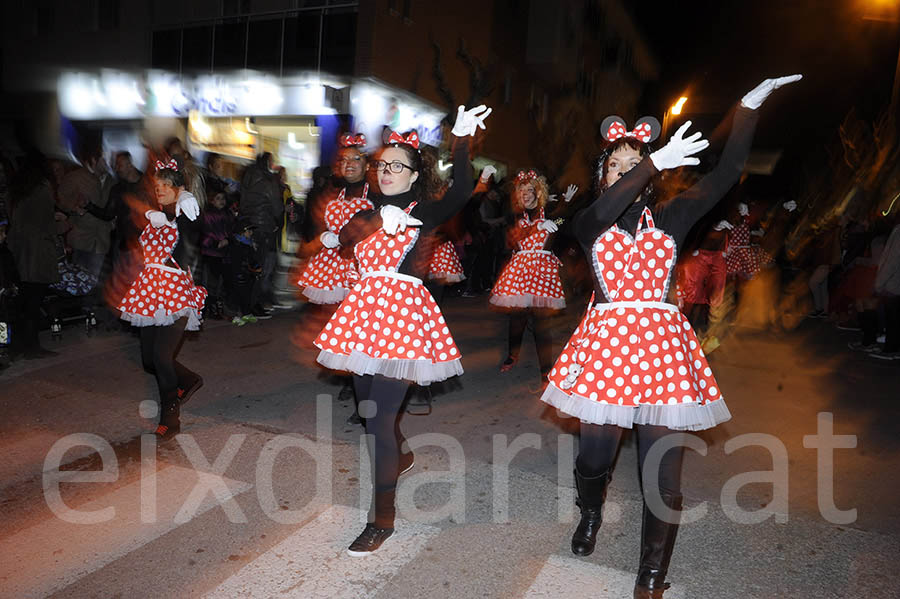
left=671, top=96, right=688, bottom=115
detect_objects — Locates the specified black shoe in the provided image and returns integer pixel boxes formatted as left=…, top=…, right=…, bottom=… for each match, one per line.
left=406, top=387, right=432, bottom=415
left=571, top=469, right=610, bottom=556
left=633, top=492, right=682, bottom=599
left=251, top=306, right=273, bottom=319
left=177, top=375, right=204, bottom=406
left=346, top=523, right=394, bottom=556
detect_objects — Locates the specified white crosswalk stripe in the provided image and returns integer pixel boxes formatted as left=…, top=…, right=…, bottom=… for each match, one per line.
left=204, top=504, right=440, bottom=599
left=523, top=554, right=687, bottom=599
left=0, top=465, right=251, bottom=599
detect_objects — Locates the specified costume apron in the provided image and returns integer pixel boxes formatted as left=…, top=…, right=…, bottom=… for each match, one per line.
left=490, top=208, right=566, bottom=310
left=315, top=202, right=464, bottom=385
left=297, top=186, right=374, bottom=304
left=541, top=207, right=731, bottom=431
left=119, top=222, right=207, bottom=331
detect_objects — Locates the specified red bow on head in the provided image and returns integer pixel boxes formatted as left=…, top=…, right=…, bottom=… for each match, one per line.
left=340, top=133, right=367, bottom=147
left=515, top=169, right=538, bottom=184
left=606, top=122, right=653, bottom=143
left=387, top=130, right=420, bottom=149
left=155, top=158, right=178, bottom=172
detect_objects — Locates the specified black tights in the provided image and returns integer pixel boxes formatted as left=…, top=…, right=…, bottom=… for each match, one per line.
left=577, top=422, right=685, bottom=498
left=353, top=374, right=410, bottom=527
left=139, top=318, right=196, bottom=397
left=508, top=309, right=555, bottom=376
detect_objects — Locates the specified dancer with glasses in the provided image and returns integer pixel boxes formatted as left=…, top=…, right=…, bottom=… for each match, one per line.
left=315, top=105, right=491, bottom=555
left=539, top=76, right=800, bottom=598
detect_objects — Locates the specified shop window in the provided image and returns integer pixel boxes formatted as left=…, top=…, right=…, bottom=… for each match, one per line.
left=152, top=29, right=182, bottom=70
left=182, top=25, right=214, bottom=71
left=321, top=9, right=357, bottom=75
left=214, top=20, right=248, bottom=69
left=247, top=18, right=282, bottom=70
left=283, top=12, right=320, bottom=70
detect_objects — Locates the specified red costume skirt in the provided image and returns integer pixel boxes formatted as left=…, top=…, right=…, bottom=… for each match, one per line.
left=490, top=250, right=565, bottom=309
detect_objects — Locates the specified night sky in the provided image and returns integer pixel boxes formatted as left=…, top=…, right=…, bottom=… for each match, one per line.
left=632, top=0, right=900, bottom=188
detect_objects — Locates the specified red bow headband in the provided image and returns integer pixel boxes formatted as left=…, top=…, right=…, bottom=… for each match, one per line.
left=600, top=115, right=661, bottom=144
left=386, top=130, right=420, bottom=150
left=155, top=158, right=178, bottom=171
left=515, top=170, right=538, bottom=184
left=340, top=133, right=367, bottom=148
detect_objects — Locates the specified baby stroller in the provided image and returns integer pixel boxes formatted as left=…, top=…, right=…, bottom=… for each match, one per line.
left=45, top=235, right=100, bottom=339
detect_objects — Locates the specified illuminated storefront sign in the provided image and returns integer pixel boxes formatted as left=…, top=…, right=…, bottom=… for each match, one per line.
left=349, top=81, right=444, bottom=147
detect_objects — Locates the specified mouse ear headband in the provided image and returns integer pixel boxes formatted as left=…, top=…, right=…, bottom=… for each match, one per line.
left=600, top=115, right=661, bottom=143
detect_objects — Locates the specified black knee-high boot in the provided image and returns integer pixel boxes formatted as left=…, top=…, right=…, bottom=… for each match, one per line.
left=634, top=492, right=683, bottom=599
left=571, top=468, right=610, bottom=556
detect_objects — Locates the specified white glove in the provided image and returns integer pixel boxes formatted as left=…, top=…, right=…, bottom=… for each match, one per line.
left=451, top=104, right=492, bottom=137
left=751, top=228, right=765, bottom=237
left=649, top=121, right=709, bottom=171
left=175, top=191, right=200, bottom=221
left=713, top=220, right=734, bottom=231
left=547, top=194, right=558, bottom=203
left=320, top=231, right=340, bottom=249
left=537, top=220, right=558, bottom=233
left=480, top=165, right=497, bottom=182
left=145, top=210, right=170, bottom=229
left=380, top=204, right=423, bottom=236
left=740, top=74, right=803, bottom=110
left=783, top=200, right=797, bottom=212
left=738, top=202, right=749, bottom=216
left=563, top=184, right=578, bottom=203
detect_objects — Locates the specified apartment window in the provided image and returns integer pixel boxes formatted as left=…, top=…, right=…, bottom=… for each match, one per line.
left=152, top=29, right=181, bottom=70
left=247, top=18, right=282, bottom=70
left=182, top=25, right=213, bottom=71
left=223, top=0, right=251, bottom=16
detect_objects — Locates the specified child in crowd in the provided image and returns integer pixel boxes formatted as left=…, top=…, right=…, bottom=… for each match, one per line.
left=200, top=184, right=234, bottom=319
left=229, top=217, right=264, bottom=325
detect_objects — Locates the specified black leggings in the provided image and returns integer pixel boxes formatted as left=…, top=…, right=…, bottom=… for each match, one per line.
left=508, top=309, right=555, bottom=376
left=353, top=374, right=409, bottom=525
left=139, top=318, right=196, bottom=396
left=577, top=422, right=685, bottom=498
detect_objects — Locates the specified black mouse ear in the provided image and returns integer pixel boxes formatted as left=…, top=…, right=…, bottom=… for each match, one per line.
left=633, top=116, right=661, bottom=143
left=600, top=115, right=628, bottom=142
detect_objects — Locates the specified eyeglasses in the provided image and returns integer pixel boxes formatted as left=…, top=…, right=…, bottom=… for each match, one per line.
left=371, top=160, right=415, bottom=174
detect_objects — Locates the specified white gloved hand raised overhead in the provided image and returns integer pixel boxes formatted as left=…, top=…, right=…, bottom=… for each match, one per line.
left=649, top=121, right=710, bottom=171
left=451, top=105, right=492, bottom=137
left=740, top=74, right=802, bottom=110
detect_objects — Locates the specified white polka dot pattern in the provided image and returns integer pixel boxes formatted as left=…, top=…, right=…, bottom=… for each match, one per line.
left=428, top=241, right=466, bottom=282
left=490, top=215, right=565, bottom=309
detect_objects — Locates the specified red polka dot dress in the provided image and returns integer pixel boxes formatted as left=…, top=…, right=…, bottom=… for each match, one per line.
left=297, top=187, right=375, bottom=304
left=118, top=222, right=207, bottom=331
left=314, top=203, right=463, bottom=385
left=428, top=240, right=466, bottom=283
left=725, top=216, right=771, bottom=280
left=490, top=209, right=566, bottom=310
left=541, top=207, right=731, bottom=431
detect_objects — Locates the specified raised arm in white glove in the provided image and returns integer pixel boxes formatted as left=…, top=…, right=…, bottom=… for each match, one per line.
left=480, top=165, right=497, bottom=183
left=320, top=231, right=340, bottom=249
left=738, top=202, right=749, bottom=216
left=713, top=220, right=734, bottom=232
left=783, top=200, right=797, bottom=212
left=537, top=220, right=559, bottom=233
left=380, top=204, right=423, bottom=236
left=451, top=105, right=492, bottom=137
left=144, top=210, right=170, bottom=228
left=548, top=194, right=558, bottom=203
left=649, top=121, right=710, bottom=171
left=563, top=184, right=578, bottom=203
left=740, top=74, right=803, bottom=110
left=175, top=191, right=200, bottom=221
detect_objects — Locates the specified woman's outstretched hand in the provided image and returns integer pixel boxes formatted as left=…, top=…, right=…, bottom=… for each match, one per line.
left=649, top=121, right=710, bottom=171
left=451, top=105, right=492, bottom=137
left=740, top=74, right=803, bottom=110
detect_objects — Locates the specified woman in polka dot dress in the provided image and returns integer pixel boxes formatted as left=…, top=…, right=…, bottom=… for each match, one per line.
left=296, top=186, right=374, bottom=303
left=316, top=105, right=491, bottom=556
left=119, top=156, right=207, bottom=437
left=428, top=238, right=466, bottom=284
left=490, top=170, right=565, bottom=380
left=539, top=76, right=801, bottom=599
left=725, top=202, right=772, bottom=280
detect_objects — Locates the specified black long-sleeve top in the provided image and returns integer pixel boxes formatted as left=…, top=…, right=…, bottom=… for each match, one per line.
left=573, top=105, right=759, bottom=303
left=339, top=139, right=473, bottom=279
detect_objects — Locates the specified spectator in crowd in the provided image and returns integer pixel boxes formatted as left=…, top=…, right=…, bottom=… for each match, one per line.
left=229, top=216, right=265, bottom=325
left=200, top=182, right=234, bottom=320
left=873, top=213, right=900, bottom=359
left=239, top=152, right=281, bottom=316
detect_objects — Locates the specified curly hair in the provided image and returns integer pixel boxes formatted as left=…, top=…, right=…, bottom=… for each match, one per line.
left=593, top=137, right=654, bottom=203
left=387, top=135, right=442, bottom=205
left=510, top=171, right=550, bottom=213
